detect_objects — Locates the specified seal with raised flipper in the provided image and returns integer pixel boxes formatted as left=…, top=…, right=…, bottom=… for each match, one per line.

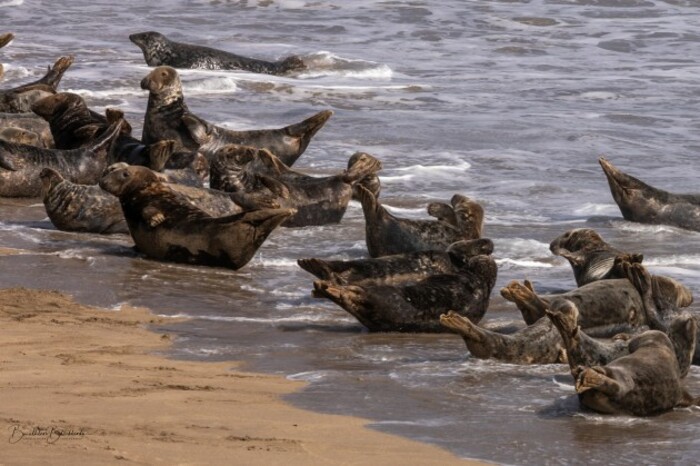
left=210, top=145, right=382, bottom=228
left=599, top=157, right=700, bottom=232
left=298, top=238, right=494, bottom=287
left=355, top=184, right=483, bottom=258
left=0, top=56, right=73, bottom=113
left=0, top=119, right=122, bottom=197
left=311, top=254, right=497, bottom=332
left=99, top=164, right=294, bottom=270
left=129, top=31, right=307, bottom=75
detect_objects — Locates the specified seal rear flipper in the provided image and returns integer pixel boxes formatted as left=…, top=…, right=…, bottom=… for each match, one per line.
left=297, top=258, right=335, bottom=281
left=283, top=109, right=333, bottom=151
left=87, top=119, right=124, bottom=155
left=575, top=367, right=621, bottom=396
left=311, top=280, right=377, bottom=330
left=182, top=113, right=212, bottom=145
left=439, top=311, right=486, bottom=344
left=342, top=152, right=382, bottom=184
left=39, top=56, right=74, bottom=90
left=257, top=174, right=290, bottom=199
left=622, top=261, right=666, bottom=331
left=451, top=194, right=484, bottom=239
left=148, top=140, right=176, bottom=172
left=0, top=33, right=14, bottom=49
left=500, top=280, right=549, bottom=325
left=105, top=107, right=134, bottom=135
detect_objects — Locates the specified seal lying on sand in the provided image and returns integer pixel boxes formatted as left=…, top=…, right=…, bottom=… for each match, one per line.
left=0, top=33, right=14, bottom=81
left=298, top=238, right=494, bottom=287
left=0, top=120, right=122, bottom=197
left=140, top=66, right=332, bottom=164
left=600, top=157, right=700, bottom=232
left=210, top=145, right=382, bottom=227
left=355, top=184, right=484, bottom=257
left=573, top=329, right=698, bottom=416
left=99, top=164, right=294, bottom=269
left=182, top=110, right=332, bottom=167
left=129, top=31, right=307, bottom=75
left=0, top=56, right=73, bottom=113
left=311, top=254, right=497, bottom=332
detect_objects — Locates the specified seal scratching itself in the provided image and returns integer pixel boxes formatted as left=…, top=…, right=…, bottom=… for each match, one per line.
left=130, top=31, right=307, bottom=75
left=99, top=164, right=294, bottom=270
left=600, top=157, right=700, bottom=232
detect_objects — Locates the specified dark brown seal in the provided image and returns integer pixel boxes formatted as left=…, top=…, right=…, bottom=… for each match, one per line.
left=600, top=157, right=700, bottom=232
left=574, top=330, right=698, bottom=416
left=40, top=168, right=128, bottom=234
left=210, top=145, right=382, bottom=228
left=298, top=238, right=494, bottom=287
left=311, top=254, right=497, bottom=332
left=0, top=120, right=122, bottom=197
left=0, top=56, right=73, bottom=113
left=129, top=31, right=307, bottom=75
left=356, top=184, right=484, bottom=258
left=182, top=109, right=333, bottom=167
left=99, top=164, right=294, bottom=270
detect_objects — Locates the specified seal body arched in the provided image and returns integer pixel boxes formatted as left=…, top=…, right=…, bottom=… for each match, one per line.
left=600, top=157, right=700, bottom=232
left=130, top=31, right=307, bottom=75
left=0, top=56, right=73, bottom=113
left=99, top=164, right=294, bottom=269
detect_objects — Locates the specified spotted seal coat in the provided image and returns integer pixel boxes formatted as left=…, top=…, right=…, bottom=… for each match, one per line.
left=99, top=164, right=294, bottom=270
left=210, top=145, right=382, bottom=227
left=0, top=120, right=122, bottom=197
left=298, top=238, right=493, bottom=287
left=0, top=56, right=73, bottom=113
left=129, top=31, right=306, bottom=75
left=356, top=184, right=483, bottom=258
left=311, top=254, right=497, bottom=332
left=600, top=157, right=700, bottom=232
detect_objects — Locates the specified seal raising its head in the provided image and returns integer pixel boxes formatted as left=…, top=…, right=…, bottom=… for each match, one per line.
left=599, top=157, right=700, bottom=232
left=129, top=31, right=306, bottom=75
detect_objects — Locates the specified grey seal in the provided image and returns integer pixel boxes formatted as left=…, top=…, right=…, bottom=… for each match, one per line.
left=99, top=164, right=294, bottom=270
left=356, top=184, right=484, bottom=258
left=0, top=112, right=54, bottom=148
left=0, top=56, right=73, bottom=113
left=129, top=31, right=306, bottom=75
left=600, top=157, right=700, bottom=232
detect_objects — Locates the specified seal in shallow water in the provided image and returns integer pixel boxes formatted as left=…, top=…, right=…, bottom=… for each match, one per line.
left=298, top=238, right=494, bottom=287
left=599, top=157, right=700, bottom=232
left=355, top=184, right=484, bottom=257
left=99, top=164, right=294, bottom=270
left=0, top=56, right=73, bottom=113
left=129, top=31, right=307, bottom=75
left=311, top=254, right=497, bottom=332
left=0, top=119, right=122, bottom=197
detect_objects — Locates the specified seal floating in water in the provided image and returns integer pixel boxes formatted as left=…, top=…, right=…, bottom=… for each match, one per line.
left=129, top=31, right=307, bottom=75
left=600, top=157, right=700, bottom=232
left=0, top=56, right=73, bottom=113
left=311, top=254, right=497, bottom=332
left=298, top=238, right=494, bottom=287
left=0, top=119, right=122, bottom=197
left=210, top=145, right=382, bottom=227
left=355, top=184, right=483, bottom=257
left=99, top=164, right=294, bottom=270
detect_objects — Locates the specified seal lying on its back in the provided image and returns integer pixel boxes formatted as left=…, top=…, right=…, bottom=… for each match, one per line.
left=182, top=110, right=333, bottom=167
left=210, top=145, right=382, bottom=227
left=0, top=120, right=122, bottom=197
left=0, top=33, right=14, bottom=81
left=140, top=66, right=332, bottom=164
left=0, top=56, right=73, bottom=113
left=298, top=238, right=494, bottom=287
left=356, top=184, right=484, bottom=257
left=600, top=157, right=700, bottom=232
left=312, top=254, right=497, bottom=332
left=574, top=329, right=698, bottom=416
left=99, top=164, right=294, bottom=270
left=129, top=31, right=306, bottom=75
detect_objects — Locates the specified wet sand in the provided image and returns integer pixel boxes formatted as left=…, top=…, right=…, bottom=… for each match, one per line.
left=0, top=287, right=482, bottom=465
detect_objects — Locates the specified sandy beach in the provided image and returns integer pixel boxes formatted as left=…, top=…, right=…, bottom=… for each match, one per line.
left=0, top=287, right=483, bottom=465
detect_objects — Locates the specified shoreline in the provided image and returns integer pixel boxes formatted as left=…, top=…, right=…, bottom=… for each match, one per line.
left=0, top=287, right=486, bottom=465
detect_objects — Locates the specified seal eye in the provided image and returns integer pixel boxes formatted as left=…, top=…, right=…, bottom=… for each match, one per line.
left=120, top=171, right=129, bottom=179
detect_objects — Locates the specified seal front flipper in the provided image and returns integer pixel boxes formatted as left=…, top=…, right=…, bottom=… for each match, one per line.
left=143, top=206, right=166, bottom=227
left=575, top=367, right=622, bottom=396
left=147, top=140, right=176, bottom=172
left=182, top=113, right=213, bottom=146
left=427, top=202, right=456, bottom=225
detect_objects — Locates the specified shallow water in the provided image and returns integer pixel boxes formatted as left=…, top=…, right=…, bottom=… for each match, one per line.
left=2, top=0, right=700, bottom=464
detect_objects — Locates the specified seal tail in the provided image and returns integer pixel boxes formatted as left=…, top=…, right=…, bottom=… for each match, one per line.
left=283, top=110, right=333, bottom=153
left=297, top=258, right=335, bottom=281
left=38, top=56, right=75, bottom=90
left=182, top=113, right=212, bottom=145
left=342, top=152, right=382, bottom=183
left=0, top=32, right=14, bottom=49
left=500, top=280, right=549, bottom=325
left=147, top=140, right=176, bottom=172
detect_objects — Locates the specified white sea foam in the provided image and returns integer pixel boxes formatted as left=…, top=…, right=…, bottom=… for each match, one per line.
left=298, top=51, right=393, bottom=80
left=0, top=0, right=23, bottom=6
left=496, top=258, right=555, bottom=269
